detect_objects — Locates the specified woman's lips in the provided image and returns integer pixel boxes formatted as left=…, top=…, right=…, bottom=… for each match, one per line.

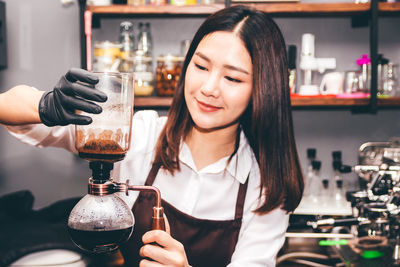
left=196, top=100, right=222, bottom=112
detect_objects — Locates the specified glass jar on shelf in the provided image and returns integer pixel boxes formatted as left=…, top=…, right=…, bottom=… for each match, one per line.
left=127, top=0, right=146, bottom=5
left=133, top=50, right=154, bottom=96
left=170, top=0, right=196, bottom=5
left=383, top=63, right=399, bottom=96
left=155, top=54, right=184, bottom=97
left=93, top=41, right=122, bottom=72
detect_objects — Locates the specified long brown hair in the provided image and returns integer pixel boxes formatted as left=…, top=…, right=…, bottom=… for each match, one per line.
left=154, top=5, right=303, bottom=213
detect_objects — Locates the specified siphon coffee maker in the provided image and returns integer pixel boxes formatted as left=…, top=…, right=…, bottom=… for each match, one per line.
left=68, top=72, right=165, bottom=253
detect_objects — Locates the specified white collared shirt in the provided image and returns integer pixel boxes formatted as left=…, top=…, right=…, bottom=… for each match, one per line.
left=7, top=110, right=289, bottom=267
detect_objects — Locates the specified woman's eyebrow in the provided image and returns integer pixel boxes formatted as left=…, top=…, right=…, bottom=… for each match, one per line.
left=194, top=52, right=250, bottom=75
left=223, top=64, right=250, bottom=75
left=194, top=52, right=210, bottom=62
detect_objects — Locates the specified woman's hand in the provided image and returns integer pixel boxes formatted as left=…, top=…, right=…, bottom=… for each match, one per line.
left=139, top=230, right=191, bottom=267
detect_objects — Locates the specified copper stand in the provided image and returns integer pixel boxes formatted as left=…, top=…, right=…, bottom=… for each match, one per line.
left=88, top=179, right=165, bottom=231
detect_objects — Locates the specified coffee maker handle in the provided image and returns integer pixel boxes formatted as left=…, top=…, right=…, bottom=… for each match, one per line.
left=152, top=216, right=166, bottom=231
left=152, top=207, right=166, bottom=231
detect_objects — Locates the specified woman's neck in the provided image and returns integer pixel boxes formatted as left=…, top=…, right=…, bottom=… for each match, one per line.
left=185, top=124, right=239, bottom=171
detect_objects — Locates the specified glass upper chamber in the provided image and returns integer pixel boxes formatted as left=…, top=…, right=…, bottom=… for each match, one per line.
left=75, top=72, right=134, bottom=163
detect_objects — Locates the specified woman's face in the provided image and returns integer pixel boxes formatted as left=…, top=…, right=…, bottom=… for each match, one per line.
left=184, top=31, right=253, bottom=132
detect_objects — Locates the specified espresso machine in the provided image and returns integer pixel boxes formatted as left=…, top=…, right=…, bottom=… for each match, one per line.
left=67, top=72, right=165, bottom=253
left=305, top=138, right=400, bottom=265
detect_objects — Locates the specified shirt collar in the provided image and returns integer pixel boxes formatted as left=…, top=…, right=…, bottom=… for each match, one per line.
left=179, top=130, right=253, bottom=184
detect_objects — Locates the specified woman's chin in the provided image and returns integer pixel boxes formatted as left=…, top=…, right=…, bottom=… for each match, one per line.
left=192, top=120, right=239, bottom=133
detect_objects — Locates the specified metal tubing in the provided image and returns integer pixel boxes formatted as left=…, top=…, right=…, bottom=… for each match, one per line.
left=127, top=184, right=163, bottom=209
left=285, top=232, right=354, bottom=239
left=88, top=180, right=166, bottom=230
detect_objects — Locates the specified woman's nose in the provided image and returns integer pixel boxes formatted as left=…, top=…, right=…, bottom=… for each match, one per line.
left=200, top=72, right=220, bottom=97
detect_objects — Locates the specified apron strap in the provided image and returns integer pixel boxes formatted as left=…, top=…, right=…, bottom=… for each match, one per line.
left=144, top=162, right=162, bottom=186
left=234, top=176, right=249, bottom=220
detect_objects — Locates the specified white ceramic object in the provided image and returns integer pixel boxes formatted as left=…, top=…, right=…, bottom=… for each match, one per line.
left=10, top=249, right=86, bottom=267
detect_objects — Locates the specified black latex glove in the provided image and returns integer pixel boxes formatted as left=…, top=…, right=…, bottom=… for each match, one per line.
left=38, top=68, right=108, bottom=126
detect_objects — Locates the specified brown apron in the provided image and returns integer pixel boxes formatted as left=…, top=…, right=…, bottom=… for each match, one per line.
left=119, top=163, right=249, bottom=267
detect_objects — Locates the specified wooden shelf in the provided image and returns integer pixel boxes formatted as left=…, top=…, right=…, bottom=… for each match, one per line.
left=235, top=3, right=370, bottom=16
left=85, top=2, right=400, bottom=17
left=292, top=96, right=400, bottom=108
left=135, top=96, right=400, bottom=109
left=291, top=97, right=368, bottom=107
left=87, top=4, right=224, bottom=15
left=379, top=2, right=400, bottom=15
left=377, top=96, right=400, bottom=107
left=87, top=3, right=370, bottom=16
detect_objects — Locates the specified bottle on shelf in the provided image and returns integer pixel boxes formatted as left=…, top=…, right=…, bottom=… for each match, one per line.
left=356, top=54, right=371, bottom=93
left=332, top=151, right=343, bottom=199
left=307, top=160, right=322, bottom=205
left=137, top=22, right=153, bottom=56
left=133, top=50, right=154, bottom=96
left=332, top=150, right=341, bottom=162
left=134, top=22, right=154, bottom=96
left=333, top=179, right=348, bottom=208
left=119, top=21, right=135, bottom=73
left=332, top=158, right=345, bottom=208
left=303, top=148, right=316, bottom=198
left=384, top=63, right=399, bottom=96
left=377, top=54, right=389, bottom=96
left=332, top=151, right=352, bottom=209
left=320, top=179, right=331, bottom=208
left=319, top=151, right=343, bottom=209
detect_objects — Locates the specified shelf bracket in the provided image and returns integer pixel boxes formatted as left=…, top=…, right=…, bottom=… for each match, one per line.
left=369, top=0, right=378, bottom=114
left=351, top=105, right=371, bottom=114
left=92, top=15, right=101, bottom=29
left=351, top=14, right=369, bottom=28
left=78, top=0, right=87, bottom=70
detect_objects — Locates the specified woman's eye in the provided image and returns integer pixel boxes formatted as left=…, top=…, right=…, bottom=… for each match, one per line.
left=225, top=76, right=242, bottom=83
left=195, top=64, right=207, bottom=71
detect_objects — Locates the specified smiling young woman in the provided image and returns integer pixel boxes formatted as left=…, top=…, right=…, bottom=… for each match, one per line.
left=156, top=5, right=303, bottom=214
